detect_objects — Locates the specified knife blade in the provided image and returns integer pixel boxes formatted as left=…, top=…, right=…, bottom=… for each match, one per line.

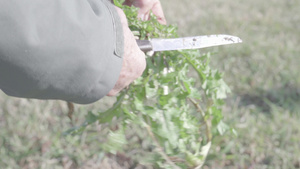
left=136, top=34, right=242, bottom=52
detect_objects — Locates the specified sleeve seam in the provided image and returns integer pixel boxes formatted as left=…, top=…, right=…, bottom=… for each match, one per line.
left=100, top=0, right=124, bottom=58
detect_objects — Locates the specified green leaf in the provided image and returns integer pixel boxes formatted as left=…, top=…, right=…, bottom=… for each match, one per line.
left=101, top=129, right=127, bottom=154
left=231, top=128, right=238, bottom=137
left=217, top=120, right=230, bottom=135
left=199, top=141, right=211, bottom=157
left=85, top=111, right=97, bottom=124
left=62, top=124, right=87, bottom=136
left=185, top=151, right=204, bottom=167
left=216, top=79, right=231, bottom=99
left=113, top=0, right=124, bottom=8
left=158, top=94, right=172, bottom=106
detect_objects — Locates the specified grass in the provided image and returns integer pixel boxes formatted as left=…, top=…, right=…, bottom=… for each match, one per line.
left=1, top=0, right=300, bottom=168
left=162, top=0, right=300, bottom=168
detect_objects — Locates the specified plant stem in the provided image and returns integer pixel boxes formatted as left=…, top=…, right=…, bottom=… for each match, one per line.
left=144, top=123, right=181, bottom=169
left=180, top=51, right=206, bottom=81
left=67, top=102, right=74, bottom=126
left=189, top=98, right=212, bottom=142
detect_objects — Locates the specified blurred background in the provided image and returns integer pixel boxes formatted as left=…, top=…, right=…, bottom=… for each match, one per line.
left=161, top=0, right=300, bottom=168
left=1, top=0, right=300, bottom=168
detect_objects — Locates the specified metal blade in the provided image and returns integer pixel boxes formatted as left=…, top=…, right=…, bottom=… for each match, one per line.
left=150, top=34, right=242, bottom=52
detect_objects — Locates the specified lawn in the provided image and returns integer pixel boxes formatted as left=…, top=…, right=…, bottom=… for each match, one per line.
left=161, top=0, right=300, bottom=168
left=1, top=0, right=300, bottom=168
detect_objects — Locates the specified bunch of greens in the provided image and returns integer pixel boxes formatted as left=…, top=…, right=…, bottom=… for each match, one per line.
left=65, top=0, right=234, bottom=168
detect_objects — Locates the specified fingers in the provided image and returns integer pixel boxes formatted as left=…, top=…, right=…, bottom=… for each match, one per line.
left=151, top=0, right=166, bottom=24
left=108, top=0, right=167, bottom=96
left=107, top=7, right=146, bottom=96
left=124, top=0, right=166, bottom=25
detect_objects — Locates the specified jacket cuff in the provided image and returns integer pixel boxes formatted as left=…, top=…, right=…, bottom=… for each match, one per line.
left=102, top=0, right=124, bottom=57
left=72, top=0, right=125, bottom=104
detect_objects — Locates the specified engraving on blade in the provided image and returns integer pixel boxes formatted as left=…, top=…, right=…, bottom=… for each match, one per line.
left=151, top=34, right=242, bottom=51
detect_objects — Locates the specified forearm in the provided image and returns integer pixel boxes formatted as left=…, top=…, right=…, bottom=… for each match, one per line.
left=0, top=0, right=124, bottom=104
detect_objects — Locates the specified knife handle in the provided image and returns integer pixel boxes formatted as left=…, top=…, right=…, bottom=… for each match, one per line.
left=136, top=39, right=153, bottom=52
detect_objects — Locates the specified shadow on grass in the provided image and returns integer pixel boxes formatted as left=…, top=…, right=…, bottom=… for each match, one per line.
left=236, top=85, right=300, bottom=113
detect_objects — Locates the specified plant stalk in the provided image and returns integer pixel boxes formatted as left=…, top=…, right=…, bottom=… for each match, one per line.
left=144, top=123, right=181, bottom=169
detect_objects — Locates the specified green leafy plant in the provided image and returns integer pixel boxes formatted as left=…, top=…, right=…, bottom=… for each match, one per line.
left=65, top=1, right=234, bottom=168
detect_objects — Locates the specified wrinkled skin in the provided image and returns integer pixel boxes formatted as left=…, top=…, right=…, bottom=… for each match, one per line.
left=107, top=7, right=146, bottom=96
left=124, top=0, right=166, bottom=24
left=108, top=0, right=166, bottom=96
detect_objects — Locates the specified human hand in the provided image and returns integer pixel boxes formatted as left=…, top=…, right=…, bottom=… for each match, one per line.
left=124, top=0, right=166, bottom=24
left=107, top=7, right=146, bottom=96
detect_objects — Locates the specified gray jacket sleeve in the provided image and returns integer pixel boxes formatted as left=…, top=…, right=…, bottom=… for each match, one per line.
left=0, top=0, right=124, bottom=104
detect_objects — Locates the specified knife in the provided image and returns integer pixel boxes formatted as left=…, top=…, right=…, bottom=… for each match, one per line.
left=136, top=34, right=242, bottom=52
